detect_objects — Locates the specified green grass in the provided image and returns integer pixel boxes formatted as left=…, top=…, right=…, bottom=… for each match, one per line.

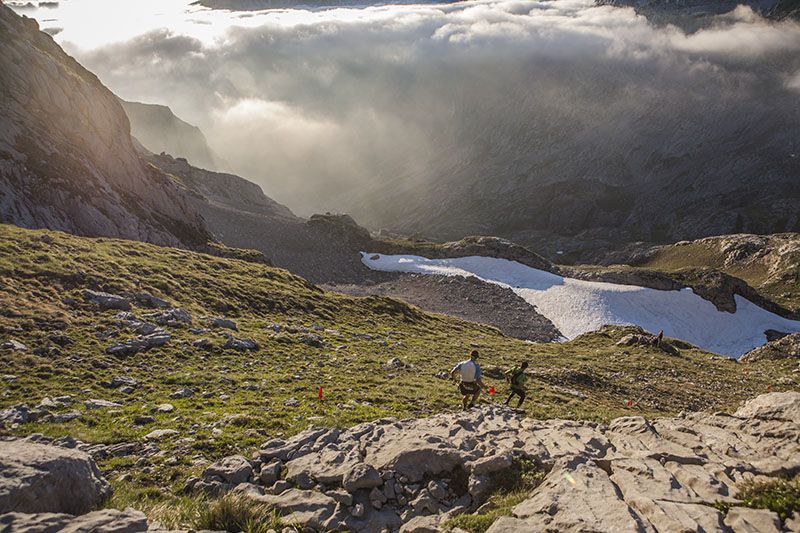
left=736, top=476, right=800, bottom=523
left=445, top=459, right=546, bottom=532
left=629, top=237, right=800, bottom=313
left=196, top=494, right=290, bottom=533
left=0, top=224, right=797, bottom=528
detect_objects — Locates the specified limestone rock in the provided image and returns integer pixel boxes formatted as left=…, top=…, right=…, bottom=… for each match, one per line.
left=734, top=391, right=800, bottom=423
left=209, top=317, right=238, bottom=330
left=0, top=440, right=111, bottom=514
left=342, top=463, right=382, bottom=492
left=83, top=290, right=131, bottom=311
left=143, top=429, right=178, bottom=441
left=0, top=508, right=148, bottom=533
left=245, top=489, right=345, bottom=531
left=496, top=456, right=651, bottom=533
left=204, top=455, right=254, bottom=486
left=724, top=507, right=782, bottom=533
left=84, top=399, right=122, bottom=410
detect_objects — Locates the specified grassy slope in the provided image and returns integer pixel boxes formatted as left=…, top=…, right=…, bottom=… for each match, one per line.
left=0, top=224, right=797, bottom=526
left=633, top=239, right=800, bottom=313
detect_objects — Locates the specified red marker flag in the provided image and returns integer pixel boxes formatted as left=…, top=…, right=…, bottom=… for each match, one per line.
left=318, top=386, right=323, bottom=401
left=488, top=386, right=496, bottom=395
left=628, top=399, right=633, bottom=408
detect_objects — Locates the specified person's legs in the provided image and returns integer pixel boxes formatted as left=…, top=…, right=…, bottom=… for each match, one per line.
left=505, top=392, right=514, bottom=405
left=516, top=389, right=526, bottom=408
left=469, top=389, right=480, bottom=407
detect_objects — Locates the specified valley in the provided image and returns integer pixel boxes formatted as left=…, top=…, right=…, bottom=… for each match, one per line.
left=1, top=0, right=799, bottom=531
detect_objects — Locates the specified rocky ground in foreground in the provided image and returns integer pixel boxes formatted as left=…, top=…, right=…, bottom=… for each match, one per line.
left=1, top=392, right=798, bottom=532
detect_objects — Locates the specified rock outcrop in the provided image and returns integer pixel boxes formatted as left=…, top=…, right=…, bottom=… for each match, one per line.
left=121, top=99, right=222, bottom=171
left=191, top=392, right=799, bottom=532
left=741, top=332, right=800, bottom=363
left=0, top=440, right=111, bottom=515
left=0, top=4, right=209, bottom=247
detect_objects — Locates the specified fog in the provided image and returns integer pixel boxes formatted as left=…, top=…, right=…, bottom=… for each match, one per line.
left=19, top=0, right=800, bottom=227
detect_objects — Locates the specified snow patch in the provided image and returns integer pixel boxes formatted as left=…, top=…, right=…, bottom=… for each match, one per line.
left=361, top=252, right=800, bottom=358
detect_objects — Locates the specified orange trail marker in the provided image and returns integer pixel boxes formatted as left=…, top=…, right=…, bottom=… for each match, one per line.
left=318, top=386, right=323, bottom=401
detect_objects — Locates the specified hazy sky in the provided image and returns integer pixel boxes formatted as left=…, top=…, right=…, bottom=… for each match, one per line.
left=12, top=0, right=800, bottom=219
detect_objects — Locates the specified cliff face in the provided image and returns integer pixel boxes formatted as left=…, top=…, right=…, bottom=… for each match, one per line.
left=121, top=100, right=222, bottom=171
left=0, top=5, right=209, bottom=247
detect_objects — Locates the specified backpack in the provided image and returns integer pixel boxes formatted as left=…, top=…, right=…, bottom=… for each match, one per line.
left=506, top=367, right=524, bottom=387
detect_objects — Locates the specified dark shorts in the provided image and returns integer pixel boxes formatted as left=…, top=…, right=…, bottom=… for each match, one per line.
left=459, top=381, right=479, bottom=395
left=510, top=386, right=526, bottom=396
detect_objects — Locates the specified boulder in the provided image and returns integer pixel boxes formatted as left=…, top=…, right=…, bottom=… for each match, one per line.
left=209, top=317, right=238, bottom=330
left=0, top=440, right=111, bottom=514
left=0, top=404, right=33, bottom=425
left=143, top=429, right=178, bottom=441
left=204, top=455, right=254, bottom=486
left=105, top=332, right=170, bottom=356
left=223, top=336, right=259, bottom=352
left=84, top=399, right=122, bottom=410
left=259, top=460, right=282, bottom=486
left=142, top=308, right=192, bottom=326
left=133, top=292, right=170, bottom=309
left=734, top=391, right=800, bottom=423
left=83, top=290, right=131, bottom=311
left=170, top=388, right=194, bottom=399
left=1, top=340, right=28, bottom=351
left=342, top=463, right=382, bottom=492
left=245, top=489, right=345, bottom=531
left=0, top=508, right=148, bottom=532
left=108, top=376, right=139, bottom=389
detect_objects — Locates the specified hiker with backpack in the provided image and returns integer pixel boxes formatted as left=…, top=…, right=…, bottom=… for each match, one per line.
left=505, top=361, right=528, bottom=407
left=451, top=349, right=485, bottom=410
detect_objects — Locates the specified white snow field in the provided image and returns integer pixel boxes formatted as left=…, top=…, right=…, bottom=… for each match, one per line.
left=361, top=253, right=800, bottom=358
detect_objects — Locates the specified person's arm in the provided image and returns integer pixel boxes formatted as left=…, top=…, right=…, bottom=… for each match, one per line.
left=476, top=377, right=486, bottom=391
left=450, top=362, right=461, bottom=381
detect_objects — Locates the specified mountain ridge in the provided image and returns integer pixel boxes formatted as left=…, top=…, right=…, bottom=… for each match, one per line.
left=0, top=4, right=210, bottom=248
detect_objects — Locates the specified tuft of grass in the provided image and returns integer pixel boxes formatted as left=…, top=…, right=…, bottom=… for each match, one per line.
left=445, top=458, right=546, bottom=533
left=196, top=494, right=288, bottom=533
left=732, top=476, right=800, bottom=523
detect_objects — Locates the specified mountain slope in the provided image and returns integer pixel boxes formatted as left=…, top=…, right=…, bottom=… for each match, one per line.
left=0, top=5, right=209, bottom=247
left=0, top=224, right=796, bottom=528
left=121, top=100, right=222, bottom=171
left=617, top=233, right=800, bottom=314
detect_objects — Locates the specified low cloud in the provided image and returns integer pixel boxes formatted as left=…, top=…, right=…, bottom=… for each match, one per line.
left=60, top=0, right=800, bottom=220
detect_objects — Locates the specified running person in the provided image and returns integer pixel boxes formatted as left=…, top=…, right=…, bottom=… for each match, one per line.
left=450, top=350, right=484, bottom=410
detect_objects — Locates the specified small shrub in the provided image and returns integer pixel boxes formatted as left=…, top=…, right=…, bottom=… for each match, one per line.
left=737, top=476, right=800, bottom=523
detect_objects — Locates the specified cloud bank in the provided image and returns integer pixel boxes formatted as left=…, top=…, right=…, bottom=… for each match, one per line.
left=41, top=0, right=800, bottom=224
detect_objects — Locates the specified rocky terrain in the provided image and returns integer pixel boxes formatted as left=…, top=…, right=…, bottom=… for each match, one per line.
left=121, top=100, right=224, bottom=172
left=1, top=392, right=798, bottom=531
left=325, top=274, right=562, bottom=343
left=742, top=333, right=800, bottom=363
left=596, top=233, right=800, bottom=317
left=0, top=4, right=209, bottom=248
left=2, top=224, right=798, bottom=530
